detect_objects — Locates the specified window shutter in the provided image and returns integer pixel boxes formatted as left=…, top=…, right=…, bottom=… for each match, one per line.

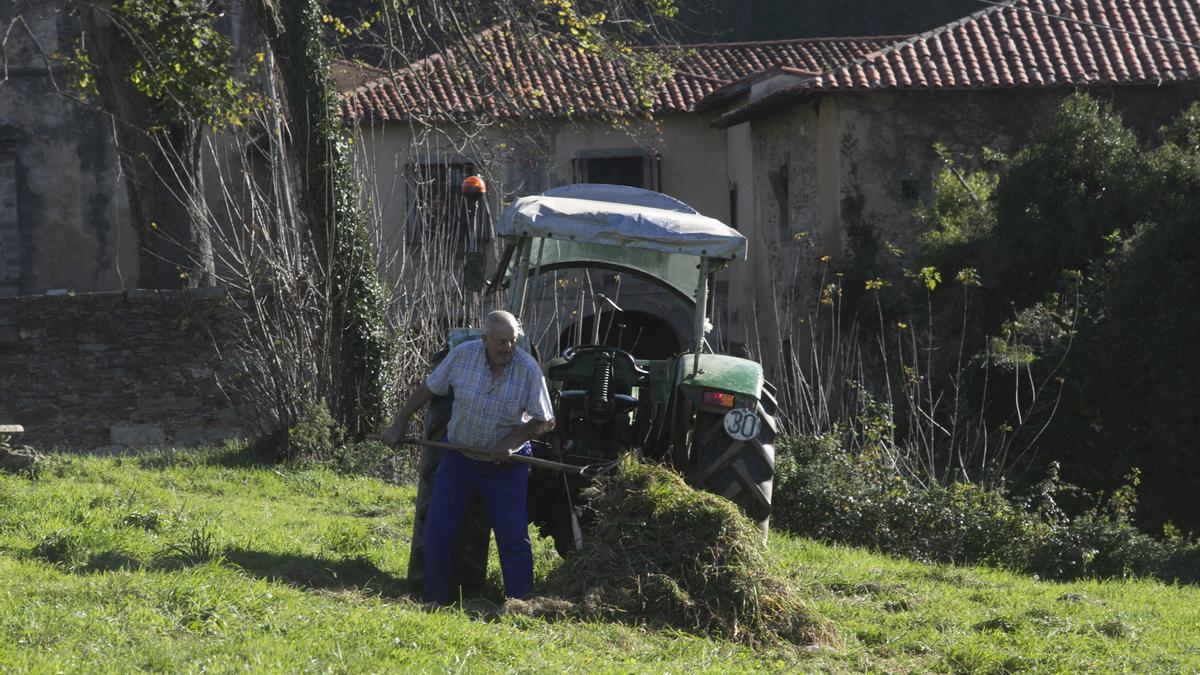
left=644, top=152, right=661, bottom=192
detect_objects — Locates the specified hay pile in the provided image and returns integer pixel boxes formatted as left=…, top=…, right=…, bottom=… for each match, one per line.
left=542, top=460, right=836, bottom=647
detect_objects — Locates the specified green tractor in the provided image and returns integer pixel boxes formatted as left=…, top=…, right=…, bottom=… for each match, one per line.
left=406, top=184, right=778, bottom=595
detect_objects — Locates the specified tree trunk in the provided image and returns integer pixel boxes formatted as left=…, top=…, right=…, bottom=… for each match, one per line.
left=79, top=3, right=215, bottom=289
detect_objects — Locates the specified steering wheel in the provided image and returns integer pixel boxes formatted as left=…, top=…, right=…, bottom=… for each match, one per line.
left=562, top=344, right=635, bottom=361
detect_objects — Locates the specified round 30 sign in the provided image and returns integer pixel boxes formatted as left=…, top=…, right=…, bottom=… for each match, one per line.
left=722, top=408, right=760, bottom=441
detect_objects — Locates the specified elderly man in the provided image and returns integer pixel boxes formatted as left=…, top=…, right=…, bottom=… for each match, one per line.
left=383, top=310, right=554, bottom=603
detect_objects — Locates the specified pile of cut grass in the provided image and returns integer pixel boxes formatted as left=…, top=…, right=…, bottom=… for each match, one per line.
left=542, top=459, right=836, bottom=647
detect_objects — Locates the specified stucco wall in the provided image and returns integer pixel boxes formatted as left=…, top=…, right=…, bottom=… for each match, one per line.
left=350, top=112, right=733, bottom=354
left=833, top=89, right=1068, bottom=258
left=552, top=113, right=731, bottom=222
left=0, top=2, right=137, bottom=297
left=723, top=122, right=757, bottom=348
left=354, top=112, right=731, bottom=237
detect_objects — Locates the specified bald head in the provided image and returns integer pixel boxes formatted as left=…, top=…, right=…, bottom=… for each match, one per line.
left=483, top=310, right=523, bottom=339
left=482, top=310, right=521, bottom=371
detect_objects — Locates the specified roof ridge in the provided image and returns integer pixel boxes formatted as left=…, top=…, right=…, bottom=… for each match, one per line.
left=339, top=21, right=929, bottom=122
left=635, top=34, right=911, bottom=50
left=823, top=0, right=1018, bottom=72
left=350, top=24, right=908, bottom=94
left=712, top=0, right=1200, bottom=128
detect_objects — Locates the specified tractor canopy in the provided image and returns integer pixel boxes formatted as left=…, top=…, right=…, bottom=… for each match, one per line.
left=492, top=184, right=746, bottom=303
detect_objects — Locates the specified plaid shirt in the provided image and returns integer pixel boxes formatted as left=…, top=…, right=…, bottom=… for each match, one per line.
left=425, top=339, right=554, bottom=450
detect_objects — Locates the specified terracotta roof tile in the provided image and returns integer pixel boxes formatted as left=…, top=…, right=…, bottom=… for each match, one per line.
left=339, top=26, right=900, bottom=123
left=808, top=0, right=1200, bottom=92
left=711, top=0, right=1200, bottom=129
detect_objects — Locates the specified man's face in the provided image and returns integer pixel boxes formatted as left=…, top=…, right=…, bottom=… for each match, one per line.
left=484, top=323, right=517, bottom=369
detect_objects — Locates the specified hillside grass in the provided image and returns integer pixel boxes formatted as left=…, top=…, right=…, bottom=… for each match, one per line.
left=1, top=447, right=1198, bottom=672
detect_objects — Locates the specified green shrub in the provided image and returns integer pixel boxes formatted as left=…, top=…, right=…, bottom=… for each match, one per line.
left=251, top=401, right=414, bottom=482
left=285, top=400, right=345, bottom=460
left=774, top=436, right=1033, bottom=569
left=909, top=96, right=1200, bottom=532
left=773, top=435, right=1200, bottom=584
left=988, top=95, right=1146, bottom=307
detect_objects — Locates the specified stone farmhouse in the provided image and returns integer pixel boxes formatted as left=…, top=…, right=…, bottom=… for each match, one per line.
left=3, top=0, right=1199, bottom=380
left=709, top=0, right=1200, bottom=369
left=338, top=28, right=900, bottom=359
left=342, top=0, right=1200, bottom=375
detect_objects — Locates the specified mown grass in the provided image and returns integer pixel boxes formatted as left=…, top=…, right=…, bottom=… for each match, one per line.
left=1, top=447, right=1198, bottom=672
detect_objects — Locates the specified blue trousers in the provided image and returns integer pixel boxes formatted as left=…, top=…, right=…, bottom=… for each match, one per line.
left=422, top=445, right=532, bottom=603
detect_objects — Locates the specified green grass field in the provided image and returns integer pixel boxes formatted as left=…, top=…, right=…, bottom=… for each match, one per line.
left=1, top=448, right=1197, bottom=672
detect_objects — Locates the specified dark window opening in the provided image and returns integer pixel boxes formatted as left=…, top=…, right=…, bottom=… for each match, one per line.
left=410, top=161, right=481, bottom=251
left=768, top=162, right=789, bottom=240
left=581, top=156, right=644, bottom=188
left=572, top=151, right=658, bottom=190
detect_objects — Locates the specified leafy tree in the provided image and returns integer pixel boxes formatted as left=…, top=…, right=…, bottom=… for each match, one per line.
left=1053, top=110, right=1200, bottom=532
left=54, top=0, right=683, bottom=441
left=917, top=96, right=1200, bottom=532
left=988, top=96, right=1146, bottom=309
left=74, top=0, right=258, bottom=288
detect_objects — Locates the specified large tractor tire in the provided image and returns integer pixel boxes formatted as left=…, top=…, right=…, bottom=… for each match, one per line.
left=405, top=365, right=491, bottom=599
left=689, top=402, right=776, bottom=539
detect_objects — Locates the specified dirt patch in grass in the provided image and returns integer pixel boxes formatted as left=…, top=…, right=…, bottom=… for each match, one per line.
left=540, top=460, right=838, bottom=647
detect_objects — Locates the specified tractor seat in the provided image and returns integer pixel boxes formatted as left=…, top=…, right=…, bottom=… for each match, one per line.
left=556, top=345, right=649, bottom=384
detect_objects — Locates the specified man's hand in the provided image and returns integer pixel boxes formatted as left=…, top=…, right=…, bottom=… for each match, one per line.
left=485, top=439, right=516, bottom=464
left=383, top=383, right=432, bottom=450
left=381, top=420, right=408, bottom=449
left=484, top=419, right=555, bottom=464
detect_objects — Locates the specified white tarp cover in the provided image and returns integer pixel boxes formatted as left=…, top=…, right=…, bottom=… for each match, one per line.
left=497, top=193, right=747, bottom=261
left=540, top=184, right=700, bottom=213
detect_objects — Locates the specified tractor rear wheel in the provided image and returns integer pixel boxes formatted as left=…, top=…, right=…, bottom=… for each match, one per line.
left=689, top=402, right=776, bottom=539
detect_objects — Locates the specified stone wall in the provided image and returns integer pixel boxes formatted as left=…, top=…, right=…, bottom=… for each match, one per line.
left=831, top=84, right=1200, bottom=261
left=0, top=1, right=138, bottom=298
left=0, top=289, right=244, bottom=452
left=751, top=109, right=825, bottom=339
